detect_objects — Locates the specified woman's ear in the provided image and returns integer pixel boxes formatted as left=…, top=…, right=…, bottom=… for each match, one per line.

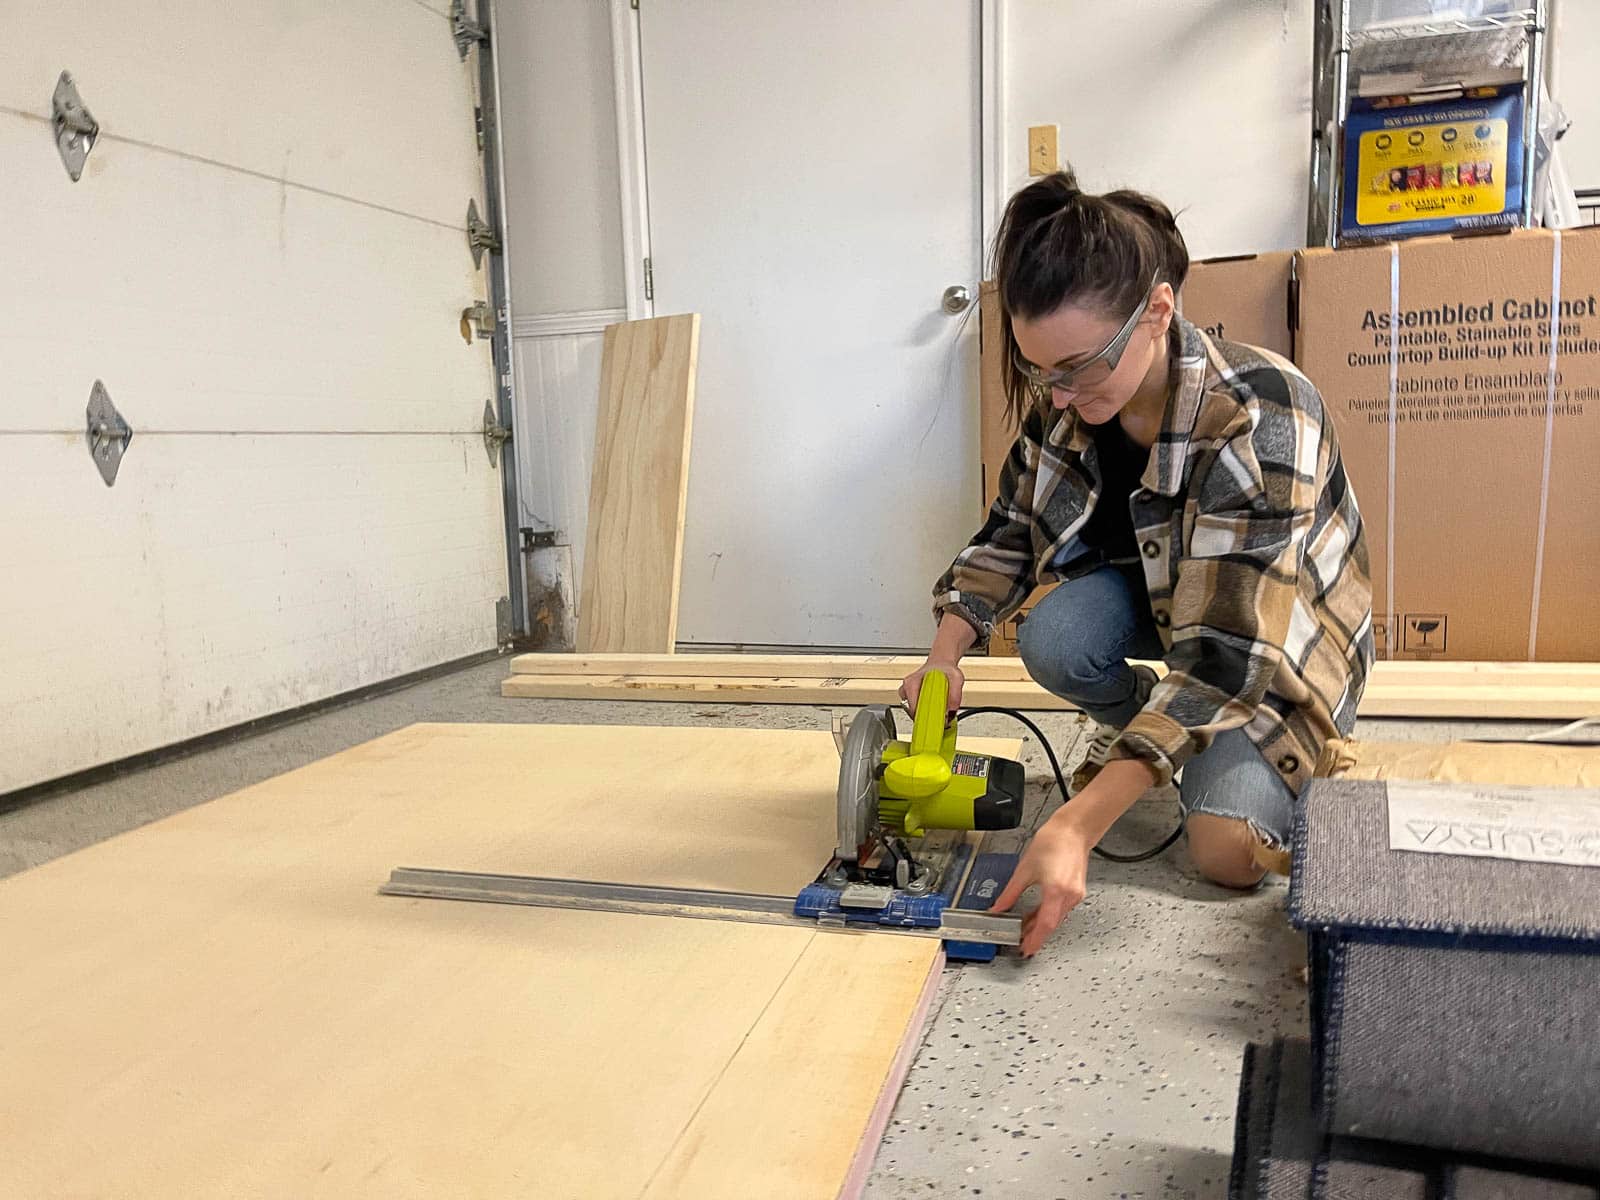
left=1148, top=281, right=1177, bottom=337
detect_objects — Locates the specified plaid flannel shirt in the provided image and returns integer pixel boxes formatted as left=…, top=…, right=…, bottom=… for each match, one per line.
left=935, top=318, right=1374, bottom=796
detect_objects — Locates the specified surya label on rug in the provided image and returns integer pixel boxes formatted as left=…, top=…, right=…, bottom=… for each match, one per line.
left=1387, top=780, right=1600, bottom=868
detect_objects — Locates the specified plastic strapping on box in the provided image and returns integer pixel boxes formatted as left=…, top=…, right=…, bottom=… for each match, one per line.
left=1528, top=229, right=1563, bottom=660
left=1386, top=243, right=1399, bottom=659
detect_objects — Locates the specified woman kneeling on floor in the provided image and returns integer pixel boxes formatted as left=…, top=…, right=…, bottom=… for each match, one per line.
left=902, top=171, right=1374, bottom=957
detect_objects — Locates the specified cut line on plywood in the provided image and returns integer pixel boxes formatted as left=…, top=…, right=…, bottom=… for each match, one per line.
left=636, top=938, right=812, bottom=1197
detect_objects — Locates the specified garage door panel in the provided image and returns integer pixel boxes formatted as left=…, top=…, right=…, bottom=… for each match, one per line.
left=5, top=2, right=507, bottom=792
left=0, top=112, right=489, bottom=433
left=2, top=434, right=504, bottom=793
left=0, top=0, right=481, bottom=228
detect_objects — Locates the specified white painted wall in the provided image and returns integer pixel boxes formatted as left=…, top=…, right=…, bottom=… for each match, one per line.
left=641, top=0, right=983, bottom=649
left=511, top=322, right=610, bottom=587
left=496, top=0, right=623, bottom=565
left=1552, top=0, right=1600, bottom=192
left=1004, top=0, right=1313, bottom=260
left=493, top=1, right=1330, bottom=646
left=494, top=0, right=1319, bottom=644
left=496, top=0, right=625, bottom=316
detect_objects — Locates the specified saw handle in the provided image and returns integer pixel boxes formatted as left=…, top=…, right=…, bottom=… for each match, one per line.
left=909, top=668, right=953, bottom=758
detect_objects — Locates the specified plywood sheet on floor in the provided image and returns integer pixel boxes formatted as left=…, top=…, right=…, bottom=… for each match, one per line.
left=0, top=723, right=1016, bottom=1199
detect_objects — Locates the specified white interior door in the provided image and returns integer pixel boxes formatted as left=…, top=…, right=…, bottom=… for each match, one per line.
left=639, top=0, right=983, bottom=649
left=0, top=2, right=507, bottom=793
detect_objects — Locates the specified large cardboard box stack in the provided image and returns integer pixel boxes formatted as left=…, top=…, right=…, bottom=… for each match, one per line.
left=977, top=253, right=1297, bottom=655
left=1295, top=227, right=1600, bottom=661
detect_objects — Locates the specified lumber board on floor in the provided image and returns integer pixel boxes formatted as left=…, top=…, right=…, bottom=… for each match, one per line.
left=1359, top=684, right=1600, bottom=719
left=0, top=724, right=1018, bottom=1198
left=510, top=652, right=1600, bottom=689
left=508, top=651, right=1040, bottom=681
left=577, top=314, right=699, bottom=654
left=501, top=669, right=1600, bottom=719
left=502, top=673, right=1076, bottom=710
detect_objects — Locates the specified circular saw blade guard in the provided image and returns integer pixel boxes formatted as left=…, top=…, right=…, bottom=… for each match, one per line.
left=835, top=705, right=897, bottom=863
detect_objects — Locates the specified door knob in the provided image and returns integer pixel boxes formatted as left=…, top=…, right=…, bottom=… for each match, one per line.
left=942, top=285, right=972, bottom=314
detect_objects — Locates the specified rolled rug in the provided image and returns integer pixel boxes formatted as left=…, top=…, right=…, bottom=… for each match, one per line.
left=1291, top=778, right=1600, bottom=1169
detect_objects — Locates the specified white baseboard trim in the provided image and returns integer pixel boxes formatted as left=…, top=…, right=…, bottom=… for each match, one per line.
left=512, top=308, right=627, bottom=340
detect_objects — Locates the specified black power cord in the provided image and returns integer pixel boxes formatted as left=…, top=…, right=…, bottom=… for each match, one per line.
left=957, top=706, right=1185, bottom=864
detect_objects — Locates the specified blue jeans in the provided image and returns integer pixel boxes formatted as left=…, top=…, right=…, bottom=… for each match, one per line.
left=1015, top=564, right=1297, bottom=847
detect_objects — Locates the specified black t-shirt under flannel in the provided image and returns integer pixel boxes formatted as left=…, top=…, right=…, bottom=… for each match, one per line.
left=1077, top=420, right=1149, bottom=565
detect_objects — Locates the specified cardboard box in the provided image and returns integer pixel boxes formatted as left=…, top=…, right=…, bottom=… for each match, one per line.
left=977, top=279, right=1050, bottom=655
left=1179, top=250, right=1296, bottom=361
left=1295, top=227, right=1600, bottom=661
left=978, top=279, right=1008, bottom=520
left=977, top=253, right=1297, bottom=654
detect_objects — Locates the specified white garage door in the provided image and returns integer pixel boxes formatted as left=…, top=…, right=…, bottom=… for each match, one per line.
left=0, top=2, right=510, bottom=793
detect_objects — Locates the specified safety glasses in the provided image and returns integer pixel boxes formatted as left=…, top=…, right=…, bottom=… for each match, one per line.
left=1012, top=274, right=1159, bottom=393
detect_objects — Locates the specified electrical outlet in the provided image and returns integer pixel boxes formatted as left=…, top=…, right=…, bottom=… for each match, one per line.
left=1028, top=125, right=1059, bottom=177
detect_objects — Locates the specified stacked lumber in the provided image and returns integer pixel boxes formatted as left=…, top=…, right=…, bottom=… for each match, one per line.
left=502, top=654, right=1600, bottom=719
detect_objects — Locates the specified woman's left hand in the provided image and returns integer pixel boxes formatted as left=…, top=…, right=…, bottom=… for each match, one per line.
left=988, top=812, right=1091, bottom=957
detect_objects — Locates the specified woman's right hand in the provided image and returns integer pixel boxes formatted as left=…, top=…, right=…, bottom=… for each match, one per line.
left=899, top=658, right=965, bottom=717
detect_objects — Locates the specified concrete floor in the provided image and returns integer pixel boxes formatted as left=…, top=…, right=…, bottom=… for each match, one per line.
left=0, top=657, right=1548, bottom=1198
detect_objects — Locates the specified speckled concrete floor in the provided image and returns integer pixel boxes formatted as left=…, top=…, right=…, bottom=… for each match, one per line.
left=0, top=658, right=1526, bottom=1197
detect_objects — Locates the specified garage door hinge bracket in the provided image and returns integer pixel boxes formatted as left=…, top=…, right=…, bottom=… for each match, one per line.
left=450, top=0, right=489, bottom=60
left=496, top=597, right=514, bottom=644
left=482, top=399, right=511, bottom=466
left=466, top=198, right=501, bottom=269
left=52, top=71, right=99, bottom=182
left=85, top=380, right=132, bottom=487
left=643, top=257, right=654, bottom=301
left=460, top=300, right=495, bottom=343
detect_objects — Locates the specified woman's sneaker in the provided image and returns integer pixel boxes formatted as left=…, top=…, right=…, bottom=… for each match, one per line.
left=1070, top=723, right=1121, bottom=794
left=1068, top=665, right=1158, bottom=794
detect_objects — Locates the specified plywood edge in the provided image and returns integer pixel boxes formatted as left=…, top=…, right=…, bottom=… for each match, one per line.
left=836, top=946, right=946, bottom=1200
left=664, top=313, right=701, bottom=650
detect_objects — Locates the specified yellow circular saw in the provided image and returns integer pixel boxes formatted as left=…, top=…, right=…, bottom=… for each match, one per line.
left=829, top=669, right=1025, bottom=893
